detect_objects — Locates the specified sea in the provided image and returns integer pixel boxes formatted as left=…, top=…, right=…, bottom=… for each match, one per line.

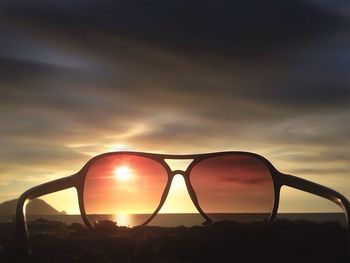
left=0, top=213, right=346, bottom=227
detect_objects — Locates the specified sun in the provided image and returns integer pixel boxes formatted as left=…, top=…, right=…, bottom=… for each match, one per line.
left=114, top=166, right=132, bottom=181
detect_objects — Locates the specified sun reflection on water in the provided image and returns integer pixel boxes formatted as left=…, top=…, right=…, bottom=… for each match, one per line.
left=115, top=213, right=131, bottom=226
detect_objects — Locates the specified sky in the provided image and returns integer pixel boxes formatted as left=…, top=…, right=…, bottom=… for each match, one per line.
left=0, top=0, right=349, bottom=215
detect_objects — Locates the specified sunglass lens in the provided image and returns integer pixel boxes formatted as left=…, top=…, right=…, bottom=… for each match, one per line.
left=189, top=154, right=274, bottom=222
left=83, top=154, right=168, bottom=226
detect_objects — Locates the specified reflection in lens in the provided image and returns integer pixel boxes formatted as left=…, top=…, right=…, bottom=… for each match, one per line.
left=189, top=154, right=274, bottom=222
left=83, top=154, right=168, bottom=226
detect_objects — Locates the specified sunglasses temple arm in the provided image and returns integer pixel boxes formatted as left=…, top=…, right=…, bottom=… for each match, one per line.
left=280, top=173, right=350, bottom=257
left=280, top=173, right=350, bottom=223
left=16, top=174, right=79, bottom=257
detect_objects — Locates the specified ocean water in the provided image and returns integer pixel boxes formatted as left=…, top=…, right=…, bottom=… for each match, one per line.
left=0, top=213, right=345, bottom=227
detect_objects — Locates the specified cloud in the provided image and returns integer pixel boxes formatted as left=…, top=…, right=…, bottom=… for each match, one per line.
left=0, top=0, right=349, bottom=210
left=218, top=175, right=271, bottom=185
left=2, top=0, right=348, bottom=56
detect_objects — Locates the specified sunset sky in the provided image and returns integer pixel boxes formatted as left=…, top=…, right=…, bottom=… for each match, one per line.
left=0, top=0, right=349, bottom=215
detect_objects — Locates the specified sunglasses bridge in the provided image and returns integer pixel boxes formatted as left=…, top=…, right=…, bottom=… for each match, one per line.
left=157, top=169, right=213, bottom=225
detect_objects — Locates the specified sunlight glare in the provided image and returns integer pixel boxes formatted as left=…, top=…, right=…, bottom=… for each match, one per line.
left=114, top=166, right=132, bottom=181
left=115, top=213, right=131, bottom=226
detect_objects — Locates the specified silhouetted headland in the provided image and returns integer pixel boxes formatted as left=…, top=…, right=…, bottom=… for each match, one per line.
left=0, top=199, right=66, bottom=216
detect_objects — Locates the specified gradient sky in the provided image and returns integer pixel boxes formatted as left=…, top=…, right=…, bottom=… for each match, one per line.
left=0, top=0, right=349, bottom=214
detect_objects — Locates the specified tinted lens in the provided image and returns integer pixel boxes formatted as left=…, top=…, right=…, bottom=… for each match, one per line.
left=83, top=154, right=168, bottom=226
left=189, top=154, right=274, bottom=222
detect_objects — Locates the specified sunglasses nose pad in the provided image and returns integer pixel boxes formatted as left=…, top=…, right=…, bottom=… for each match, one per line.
left=172, top=170, right=213, bottom=225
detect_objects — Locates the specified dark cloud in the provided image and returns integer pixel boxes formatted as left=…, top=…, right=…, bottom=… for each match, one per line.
left=0, top=139, right=88, bottom=168
left=275, top=152, right=350, bottom=164
left=1, top=0, right=348, bottom=57
left=218, top=175, right=270, bottom=185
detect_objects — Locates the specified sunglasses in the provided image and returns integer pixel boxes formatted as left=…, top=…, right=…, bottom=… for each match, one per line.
left=16, top=151, right=350, bottom=255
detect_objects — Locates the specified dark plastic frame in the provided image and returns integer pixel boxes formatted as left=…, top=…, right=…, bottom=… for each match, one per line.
left=16, top=151, right=350, bottom=256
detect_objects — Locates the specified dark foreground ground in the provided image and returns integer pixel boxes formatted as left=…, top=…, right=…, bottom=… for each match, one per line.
left=0, top=219, right=348, bottom=262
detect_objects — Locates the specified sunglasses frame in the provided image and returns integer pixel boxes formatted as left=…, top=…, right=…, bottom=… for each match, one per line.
left=16, top=151, right=350, bottom=256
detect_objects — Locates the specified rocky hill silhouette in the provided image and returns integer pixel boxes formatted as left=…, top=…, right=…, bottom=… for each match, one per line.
left=0, top=199, right=66, bottom=216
